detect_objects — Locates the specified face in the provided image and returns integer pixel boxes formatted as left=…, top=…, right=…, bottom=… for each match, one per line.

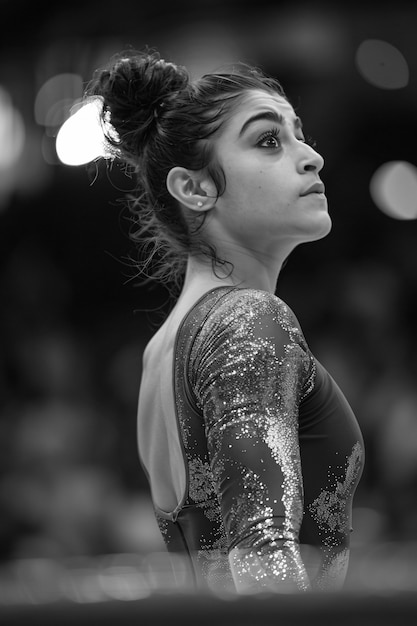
left=210, top=90, right=331, bottom=256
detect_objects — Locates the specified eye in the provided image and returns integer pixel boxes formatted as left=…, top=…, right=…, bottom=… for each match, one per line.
left=257, top=127, right=281, bottom=149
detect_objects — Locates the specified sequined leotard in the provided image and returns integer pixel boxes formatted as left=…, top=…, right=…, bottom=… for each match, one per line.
left=137, top=287, right=364, bottom=593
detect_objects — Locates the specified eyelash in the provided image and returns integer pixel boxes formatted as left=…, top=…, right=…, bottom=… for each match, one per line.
left=257, top=126, right=281, bottom=148
left=257, top=127, right=318, bottom=150
left=306, top=135, right=317, bottom=148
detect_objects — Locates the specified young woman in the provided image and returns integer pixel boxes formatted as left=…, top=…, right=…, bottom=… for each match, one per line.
left=88, top=50, right=364, bottom=593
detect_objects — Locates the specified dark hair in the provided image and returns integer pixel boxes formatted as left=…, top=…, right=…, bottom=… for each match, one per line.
left=86, top=49, right=287, bottom=291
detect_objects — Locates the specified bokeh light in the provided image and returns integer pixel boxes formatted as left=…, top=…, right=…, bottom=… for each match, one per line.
left=370, top=161, right=417, bottom=220
left=355, top=39, right=409, bottom=89
left=0, top=86, right=25, bottom=170
left=34, top=73, right=84, bottom=128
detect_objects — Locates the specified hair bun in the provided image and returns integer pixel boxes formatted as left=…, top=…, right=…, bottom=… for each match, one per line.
left=89, top=51, right=189, bottom=161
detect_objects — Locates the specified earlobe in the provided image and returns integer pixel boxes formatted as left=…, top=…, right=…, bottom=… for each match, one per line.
left=166, top=166, right=216, bottom=212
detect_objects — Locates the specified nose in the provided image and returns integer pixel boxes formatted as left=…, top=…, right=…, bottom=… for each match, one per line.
left=298, top=143, right=324, bottom=174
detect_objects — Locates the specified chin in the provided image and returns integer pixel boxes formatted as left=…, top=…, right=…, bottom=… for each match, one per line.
left=315, top=210, right=332, bottom=238
left=301, top=214, right=332, bottom=244
left=317, top=215, right=332, bottom=239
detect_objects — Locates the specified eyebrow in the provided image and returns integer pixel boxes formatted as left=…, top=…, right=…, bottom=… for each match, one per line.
left=239, top=110, right=303, bottom=137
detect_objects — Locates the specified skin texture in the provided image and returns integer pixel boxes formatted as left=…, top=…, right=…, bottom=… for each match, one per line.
left=211, top=91, right=330, bottom=256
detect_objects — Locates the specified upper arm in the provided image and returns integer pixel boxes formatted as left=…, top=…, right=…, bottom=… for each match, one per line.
left=189, top=291, right=312, bottom=591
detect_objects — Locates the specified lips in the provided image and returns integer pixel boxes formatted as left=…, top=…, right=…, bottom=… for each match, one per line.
left=300, top=181, right=325, bottom=196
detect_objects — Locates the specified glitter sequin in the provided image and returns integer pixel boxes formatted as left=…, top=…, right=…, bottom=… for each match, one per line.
left=139, top=287, right=364, bottom=593
left=309, top=442, right=364, bottom=539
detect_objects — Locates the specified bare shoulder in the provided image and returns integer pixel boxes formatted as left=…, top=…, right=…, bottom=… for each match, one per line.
left=141, top=320, right=172, bottom=367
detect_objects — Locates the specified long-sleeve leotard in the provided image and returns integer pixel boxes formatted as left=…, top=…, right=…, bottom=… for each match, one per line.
left=138, top=287, right=364, bottom=592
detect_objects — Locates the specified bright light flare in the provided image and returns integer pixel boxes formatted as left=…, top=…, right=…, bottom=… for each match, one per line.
left=56, top=99, right=109, bottom=166
left=370, top=161, right=417, bottom=220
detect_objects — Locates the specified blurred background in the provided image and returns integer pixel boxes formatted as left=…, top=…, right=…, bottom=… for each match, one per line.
left=1, top=0, right=417, bottom=609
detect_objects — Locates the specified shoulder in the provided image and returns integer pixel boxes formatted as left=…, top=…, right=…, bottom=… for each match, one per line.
left=195, top=287, right=309, bottom=357
left=237, top=288, right=296, bottom=317
left=210, top=288, right=305, bottom=339
left=190, top=288, right=314, bottom=400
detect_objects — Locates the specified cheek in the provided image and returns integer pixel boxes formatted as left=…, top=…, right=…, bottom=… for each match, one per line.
left=223, top=166, right=268, bottom=202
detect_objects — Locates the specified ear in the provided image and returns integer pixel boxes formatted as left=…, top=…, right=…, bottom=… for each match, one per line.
left=166, top=166, right=217, bottom=212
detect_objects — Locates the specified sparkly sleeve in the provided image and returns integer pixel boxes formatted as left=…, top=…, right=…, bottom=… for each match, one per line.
left=190, top=290, right=314, bottom=593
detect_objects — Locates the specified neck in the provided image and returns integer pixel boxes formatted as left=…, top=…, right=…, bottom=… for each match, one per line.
left=182, top=241, right=294, bottom=297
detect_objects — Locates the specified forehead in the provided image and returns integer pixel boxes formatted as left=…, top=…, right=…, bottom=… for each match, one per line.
left=231, top=90, right=296, bottom=125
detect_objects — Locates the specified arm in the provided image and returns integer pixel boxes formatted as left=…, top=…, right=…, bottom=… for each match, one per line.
left=191, top=291, right=312, bottom=593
